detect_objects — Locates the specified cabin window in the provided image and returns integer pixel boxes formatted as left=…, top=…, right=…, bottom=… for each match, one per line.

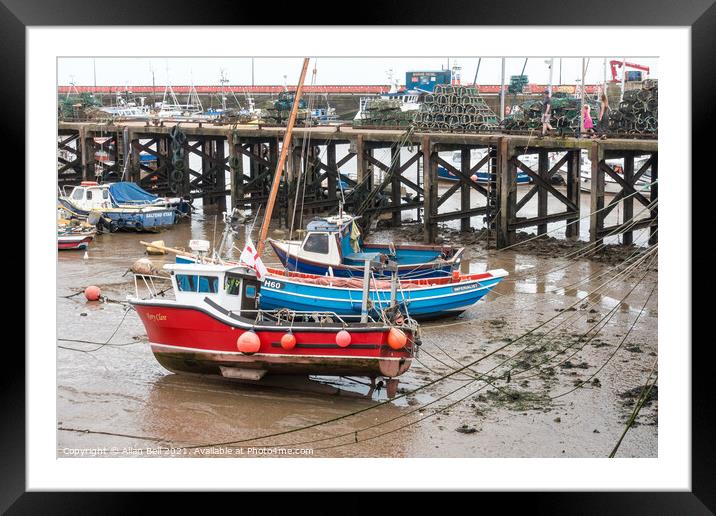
left=102, top=189, right=109, bottom=199
left=225, top=277, right=242, bottom=296
left=86, top=190, right=93, bottom=200
left=244, top=285, right=256, bottom=298
left=176, top=274, right=218, bottom=293
left=303, top=233, right=329, bottom=254
left=72, top=188, right=84, bottom=200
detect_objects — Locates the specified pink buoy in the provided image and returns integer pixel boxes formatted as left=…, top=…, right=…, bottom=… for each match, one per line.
left=335, top=330, right=351, bottom=348
left=470, top=174, right=478, bottom=182
left=280, top=333, right=297, bottom=350
left=237, top=331, right=261, bottom=354
left=84, top=285, right=101, bottom=301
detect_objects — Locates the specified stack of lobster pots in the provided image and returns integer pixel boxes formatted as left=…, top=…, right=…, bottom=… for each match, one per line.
left=500, top=96, right=601, bottom=134
left=412, top=85, right=499, bottom=133
left=609, top=79, right=658, bottom=135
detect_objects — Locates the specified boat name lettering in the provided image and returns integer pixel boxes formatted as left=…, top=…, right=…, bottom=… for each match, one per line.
left=147, top=313, right=168, bottom=321
left=452, top=283, right=479, bottom=293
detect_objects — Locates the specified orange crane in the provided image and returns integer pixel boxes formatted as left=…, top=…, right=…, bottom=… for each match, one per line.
left=609, top=60, right=650, bottom=82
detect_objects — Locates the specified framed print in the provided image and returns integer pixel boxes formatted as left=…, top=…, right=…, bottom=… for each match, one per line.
left=5, top=0, right=710, bottom=511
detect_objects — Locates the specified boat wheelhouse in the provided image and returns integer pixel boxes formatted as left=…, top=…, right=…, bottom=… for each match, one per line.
left=268, top=214, right=464, bottom=279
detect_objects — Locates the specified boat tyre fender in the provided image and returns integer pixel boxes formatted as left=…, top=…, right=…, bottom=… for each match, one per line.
left=169, top=183, right=179, bottom=194
left=173, top=130, right=187, bottom=145
left=229, top=156, right=241, bottom=169
left=168, top=125, right=178, bottom=140
left=170, top=140, right=182, bottom=154
left=173, top=160, right=185, bottom=171
left=109, top=220, right=119, bottom=233
left=135, top=220, right=144, bottom=232
left=170, top=169, right=184, bottom=182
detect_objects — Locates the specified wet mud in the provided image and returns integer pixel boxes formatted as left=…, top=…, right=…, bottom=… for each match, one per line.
left=57, top=210, right=657, bottom=458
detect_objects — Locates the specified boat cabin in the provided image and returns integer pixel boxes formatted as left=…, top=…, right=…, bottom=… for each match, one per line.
left=165, top=262, right=260, bottom=315
left=65, top=182, right=112, bottom=211
left=292, top=214, right=369, bottom=267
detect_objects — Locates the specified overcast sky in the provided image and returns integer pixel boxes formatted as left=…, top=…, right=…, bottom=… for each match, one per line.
left=58, top=57, right=658, bottom=86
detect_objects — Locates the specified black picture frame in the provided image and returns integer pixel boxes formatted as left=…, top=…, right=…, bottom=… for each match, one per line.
left=6, top=0, right=709, bottom=512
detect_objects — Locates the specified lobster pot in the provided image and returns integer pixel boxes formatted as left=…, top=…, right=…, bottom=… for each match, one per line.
left=411, top=85, right=498, bottom=133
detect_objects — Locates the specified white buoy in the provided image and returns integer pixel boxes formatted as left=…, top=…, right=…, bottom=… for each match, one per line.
left=83, top=251, right=89, bottom=260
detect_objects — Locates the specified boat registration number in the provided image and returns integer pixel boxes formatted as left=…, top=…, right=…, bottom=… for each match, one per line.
left=263, top=279, right=284, bottom=290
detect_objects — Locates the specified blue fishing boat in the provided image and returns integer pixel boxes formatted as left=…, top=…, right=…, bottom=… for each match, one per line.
left=171, top=255, right=506, bottom=321
left=437, top=166, right=531, bottom=185
left=59, top=181, right=179, bottom=232
left=267, top=214, right=464, bottom=279
left=259, top=267, right=507, bottom=320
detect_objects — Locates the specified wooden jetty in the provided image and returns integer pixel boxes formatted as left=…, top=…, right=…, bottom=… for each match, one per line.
left=57, top=121, right=657, bottom=248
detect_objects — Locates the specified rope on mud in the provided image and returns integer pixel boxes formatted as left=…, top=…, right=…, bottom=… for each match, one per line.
left=57, top=306, right=135, bottom=353
left=290, top=256, right=659, bottom=452
left=180, top=247, right=657, bottom=450
left=418, top=249, right=657, bottom=388
left=420, top=241, right=656, bottom=332
left=550, top=282, right=657, bottom=399
left=608, top=357, right=658, bottom=458
left=235, top=255, right=658, bottom=453
left=497, top=199, right=658, bottom=284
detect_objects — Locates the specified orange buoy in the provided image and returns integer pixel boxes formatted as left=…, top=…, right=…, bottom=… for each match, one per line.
left=280, top=332, right=297, bottom=350
left=84, top=285, right=101, bottom=301
left=335, top=330, right=351, bottom=347
left=387, top=327, right=408, bottom=350
left=237, top=331, right=261, bottom=354
left=452, top=270, right=460, bottom=282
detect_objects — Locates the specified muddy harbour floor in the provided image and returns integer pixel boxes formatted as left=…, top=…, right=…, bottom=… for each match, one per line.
left=57, top=205, right=658, bottom=459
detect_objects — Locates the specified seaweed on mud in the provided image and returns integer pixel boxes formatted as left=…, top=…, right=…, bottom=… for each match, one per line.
left=485, top=387, right=551, bottom=411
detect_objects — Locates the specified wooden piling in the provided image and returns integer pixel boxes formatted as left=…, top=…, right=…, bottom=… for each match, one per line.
left=649, top=153, right=658, bottom=245
left=497, top=137, right=516, bottom=248
left=460, top=148, right=471, bottom=232
left=623, top=152, right=635, bottom=245
left=422, top=136, right=437, bottom=243
left=537, top=150, right=549, bottom=235
left=565, top=149, right=581, bottom=240
left=589, top=142, right=605, bottom=244
left=391, top=145, right=402, bottom=227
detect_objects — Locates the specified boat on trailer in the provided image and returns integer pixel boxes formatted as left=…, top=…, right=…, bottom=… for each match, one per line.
left=268, top=214, right=464, bottom=279
left=129, top=260, right=419, bottom=384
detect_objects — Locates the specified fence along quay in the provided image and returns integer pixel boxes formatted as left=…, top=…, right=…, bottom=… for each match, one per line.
left=57, top=121, right=657, bottom=248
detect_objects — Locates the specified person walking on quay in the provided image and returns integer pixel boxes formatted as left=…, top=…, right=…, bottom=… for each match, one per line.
left=583, top=104, right=596, bottom=137
left=540, top=90, right=554, bottom=137
left=594, top=93, right=610, bottom=140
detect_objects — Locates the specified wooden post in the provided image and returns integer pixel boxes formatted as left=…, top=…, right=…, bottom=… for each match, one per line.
left=79, top=127, right=90, bottom=181
left=565, top=149, right=581, bottom=240
left=327, top=142, right=337, bottom=203
left=460, top=148, right=471, bottom=232
left=589, top=142, right=605, bottom=244
left=128, top=132, right=140, bottom=184
left=497, top=137, right=516, bottom=248
left=487, top=145, right=498, bottom=240
left=623, top=152, right=634, bottom=245
left=422, top=136, right=437, bottom=243
left=229, top=133, right=243, bottom=211
left=537, top=150, right=549, bottom=235
left=214, top=138, right=226, bottom=214
left=391, top=145, right=401, bottom=227
left=649, top=152, right=658, bottom=245
left=201, top=139, right=213, bottom=212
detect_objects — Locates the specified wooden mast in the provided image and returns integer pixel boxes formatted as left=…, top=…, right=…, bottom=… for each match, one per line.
left=256, top=57, right=310, bottom=256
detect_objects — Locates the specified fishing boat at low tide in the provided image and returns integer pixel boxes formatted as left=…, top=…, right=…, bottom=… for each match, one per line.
left=58, top=181, right=180, bottom=232
left=268, top=214, right=464, bottom=279
left=129, top=260, right=419, bottom=381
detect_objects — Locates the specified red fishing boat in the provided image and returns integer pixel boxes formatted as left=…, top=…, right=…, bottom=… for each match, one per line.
left=129, top=262, right=419, bottom=381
